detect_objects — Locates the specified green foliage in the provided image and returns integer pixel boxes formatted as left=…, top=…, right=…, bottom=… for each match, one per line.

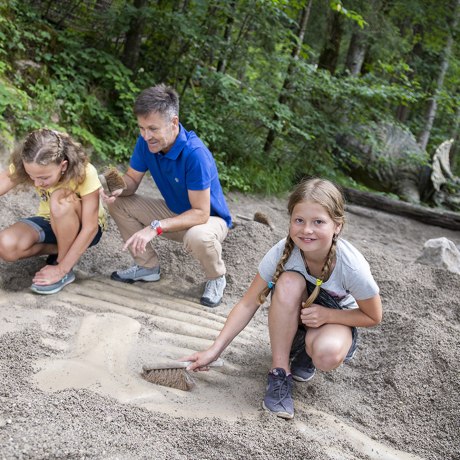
left=0, top=0, right=459, bottom=202
left=0, top=1, right=138, bottom=163
left=330, top=1, right=367, bottom=28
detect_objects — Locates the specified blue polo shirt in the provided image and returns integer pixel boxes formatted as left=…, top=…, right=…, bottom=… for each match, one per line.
left=130, top=124, right=232, bottom=228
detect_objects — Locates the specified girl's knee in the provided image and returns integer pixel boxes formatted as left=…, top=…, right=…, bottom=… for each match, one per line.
left=49, top=190, right=79, bottom=218
left=0, top=232, right=19, bottom=261
left=270, top=272, right=306, bottom=312
left=273, top=271, right=305, bottom=298
left=309, top=343, right=347, bottom=371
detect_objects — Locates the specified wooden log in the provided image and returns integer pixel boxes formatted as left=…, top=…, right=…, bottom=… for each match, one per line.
left=343, top=187, right=460, bottom=231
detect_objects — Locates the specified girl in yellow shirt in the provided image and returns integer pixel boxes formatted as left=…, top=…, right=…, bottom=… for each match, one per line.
left=0, top=128, right=106, bottom=294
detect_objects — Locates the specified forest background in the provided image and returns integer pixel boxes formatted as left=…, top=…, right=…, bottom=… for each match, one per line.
left=1, top=0, right=460, bottom=199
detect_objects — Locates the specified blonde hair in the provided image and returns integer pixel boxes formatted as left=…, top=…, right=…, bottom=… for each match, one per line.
left=258, top=178, right=345, bottom=305
left=10, top=128, right=88, bottom=191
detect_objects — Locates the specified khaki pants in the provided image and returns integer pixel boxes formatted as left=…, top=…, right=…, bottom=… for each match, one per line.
left=107, top=194, right=228, bottom=279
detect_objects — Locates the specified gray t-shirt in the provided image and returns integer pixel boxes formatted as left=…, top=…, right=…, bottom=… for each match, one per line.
left=258, top=238, right=379, bottom=309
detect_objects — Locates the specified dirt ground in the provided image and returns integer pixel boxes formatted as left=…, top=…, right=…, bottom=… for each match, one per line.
left=0, top=167, right=459, bottom=459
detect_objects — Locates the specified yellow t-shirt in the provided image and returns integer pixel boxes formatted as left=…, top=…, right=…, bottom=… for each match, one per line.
left=10, top=162, right=107, bottom=231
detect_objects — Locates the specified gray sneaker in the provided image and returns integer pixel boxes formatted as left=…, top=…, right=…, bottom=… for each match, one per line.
left=262, top=368, right=294, bottom=419
left=30, top=270, right=76, bottom=295
left=200, top=275, right=226, bottom=307
left=111, top=265, right=160, bottom=283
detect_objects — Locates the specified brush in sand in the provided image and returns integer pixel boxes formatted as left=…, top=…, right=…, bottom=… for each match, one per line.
left=99, top=167, right=127, bottom=196
left=253, top=211, right=274, bottom=230
left=141, top=358, right=224, bottom=391
left=235, top=212, right=274, bottom=230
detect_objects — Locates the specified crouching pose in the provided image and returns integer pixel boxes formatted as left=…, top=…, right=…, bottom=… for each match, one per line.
left=0, top=128, right=106, bottom=294
left=100, top=84, right=232, bottom=307
left=183, top=178, right=382, bottom=419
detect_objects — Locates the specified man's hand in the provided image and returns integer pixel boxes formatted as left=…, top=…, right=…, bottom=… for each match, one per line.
left=300, top=303, right=331, bottom=328
left=99, top=187, right=122, bottom=204
left=123, top=226, right=157, bottom=255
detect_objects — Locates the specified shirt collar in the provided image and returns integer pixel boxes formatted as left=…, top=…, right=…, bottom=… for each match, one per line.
left=162, top=123, right=186, bottom=160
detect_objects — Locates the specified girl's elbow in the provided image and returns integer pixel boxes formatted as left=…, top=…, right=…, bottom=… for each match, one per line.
left=370, top=309, right=383, bottom=326
left=373, top=313, right=383, bottom=326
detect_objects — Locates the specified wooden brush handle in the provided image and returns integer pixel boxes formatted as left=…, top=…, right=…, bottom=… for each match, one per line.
left=98, top=174, right=110, bottom=195
left=143, top=358, right=224, bottom=371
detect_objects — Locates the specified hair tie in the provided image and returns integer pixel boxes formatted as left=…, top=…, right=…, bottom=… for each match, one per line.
left=268, top=281, right=275, bottom=289
left=316, top=279, right=323, bottom=287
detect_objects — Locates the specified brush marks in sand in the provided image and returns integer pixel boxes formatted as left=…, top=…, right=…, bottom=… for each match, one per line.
left=295, top=410, right=424, bottom=460
left=32, top=277, right=260, bottom=419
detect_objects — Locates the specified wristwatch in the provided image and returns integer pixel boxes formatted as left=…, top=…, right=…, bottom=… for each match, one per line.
left=150, top=220, right=163, bottom=236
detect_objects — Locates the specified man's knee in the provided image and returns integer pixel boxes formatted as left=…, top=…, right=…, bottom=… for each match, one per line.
left=183, top=226, right=218, bottom=253
left=106, top=197, right=124, bottom=216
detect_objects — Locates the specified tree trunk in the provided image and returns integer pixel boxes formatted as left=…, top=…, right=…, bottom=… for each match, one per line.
left=343, top=187, right=460, bottom=231
left=263, top=0, right=312, bottom=154
left=345, top=29, right=367, bottom=76
left=317, top=9, right=344, bottom=74
left=217, top=1, right=236, bottom=73
left=418, top=0, right=460, bottom=151
left=395, top=105, right=411, bottom=123
left=395, top=23, right=423, bottom=122
left=122, top=0, right=148, bottom=72
left=449, top=96, right=460, bottom=172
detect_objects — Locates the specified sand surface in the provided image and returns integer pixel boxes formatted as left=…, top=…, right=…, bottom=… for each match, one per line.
left=0, top=171, right=459, bottom=459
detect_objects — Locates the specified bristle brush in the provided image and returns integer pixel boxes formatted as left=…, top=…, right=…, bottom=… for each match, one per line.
left=141, top=358, right=224, bottom=391
left=99, top=167, right=126, bottom=196
left=253, top=211, right=274, bottom=230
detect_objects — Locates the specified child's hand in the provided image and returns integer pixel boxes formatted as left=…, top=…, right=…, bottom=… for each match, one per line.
left=300, top=304, right=329, bottom=328
left=32, top=265, right=68, bottom=285
left=180, top=350, right=219, bottom=372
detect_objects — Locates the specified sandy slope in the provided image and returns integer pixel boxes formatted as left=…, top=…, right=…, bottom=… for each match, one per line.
left=0, top=177, right=459, bottom=460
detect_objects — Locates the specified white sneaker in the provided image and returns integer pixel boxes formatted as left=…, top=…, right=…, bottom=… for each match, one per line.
left=200, top=275, right=226, bottom=307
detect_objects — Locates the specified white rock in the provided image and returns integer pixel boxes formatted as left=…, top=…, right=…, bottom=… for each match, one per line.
left=416, top=237, right=460, bottom=274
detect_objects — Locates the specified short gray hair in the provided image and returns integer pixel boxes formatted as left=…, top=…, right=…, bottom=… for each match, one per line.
left=133, top=84, right=179, bottom=120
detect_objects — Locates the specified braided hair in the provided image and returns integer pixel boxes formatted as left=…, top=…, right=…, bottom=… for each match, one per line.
left=258, top=235, right=296, bottom=304
left=10, top=128, right=88, bottom=191
left=258, top=178, right=345, bottom=305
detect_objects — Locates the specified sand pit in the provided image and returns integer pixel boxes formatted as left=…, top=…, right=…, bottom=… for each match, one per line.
left=0, top=177, right=459, bottom=459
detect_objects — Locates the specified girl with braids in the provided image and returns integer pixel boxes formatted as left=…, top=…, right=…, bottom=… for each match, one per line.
left=0, top=128, right=107, bottom=294
left=183, top=178, right=382, bottom=419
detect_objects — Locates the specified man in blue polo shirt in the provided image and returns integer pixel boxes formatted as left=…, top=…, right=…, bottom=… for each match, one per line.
left=102, top=84, right=232, bottom=307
